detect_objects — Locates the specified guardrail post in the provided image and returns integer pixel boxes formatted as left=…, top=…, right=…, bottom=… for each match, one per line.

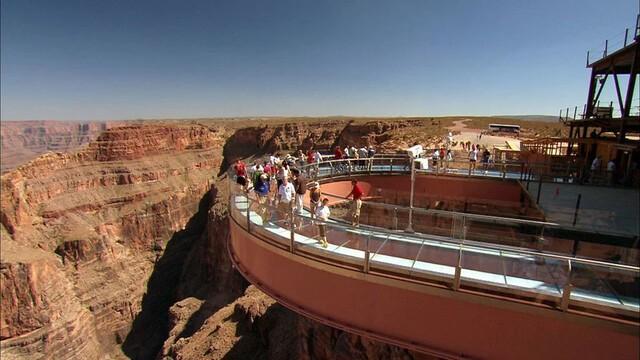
left=560, top=260, right=573, bottom=311
left=246, top=197, right=251, bottom=232
left=390, top=159, right=393, bottom=173
left=393, top=207, right=398, bottom=230
left=572, top=194, right=582, bottom=226
left=452, top=246, right=463, bottom=291
left=536, top=175, right=543, bottom=204
left=462, top=216, right=467, bottom=241
left=364, top=234, right=370, bottom=273
left=290, top=202, right=295, bottom=253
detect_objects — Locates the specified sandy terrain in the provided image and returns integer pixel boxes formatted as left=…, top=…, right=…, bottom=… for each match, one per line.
left=447, top=118, right=520, bottom=150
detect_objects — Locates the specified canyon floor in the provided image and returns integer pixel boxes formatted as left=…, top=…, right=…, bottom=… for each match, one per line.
left=0, top=116, right=566, bottom=359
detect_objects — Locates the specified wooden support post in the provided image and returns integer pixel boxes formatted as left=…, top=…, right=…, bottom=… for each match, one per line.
left=622, top=40, right=638, bottom=121
left=624, top=28, right=629, bottom=47
left=586, top=50, right=590, bottom=66
left=613, top=70, right=625, bottom=119
left=585, top=69, right=597, bottom=118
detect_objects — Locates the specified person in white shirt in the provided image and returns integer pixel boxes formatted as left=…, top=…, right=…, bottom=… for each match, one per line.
left=468, top=148, right=478, bottom=174
left=277, top=162, right=290, bottom=188
left=607, top=159, right=616, bottom=185
left=358, top=147, right=368, bottom=169
left=315, top=198, right=331, bottom=248
left=277, top=177, right=296, bottom=226
left=590, top=155, right=601, bottom=183
left=313, top=150, right=323, bottom=177
left=432, top=148, right=440, bottom=171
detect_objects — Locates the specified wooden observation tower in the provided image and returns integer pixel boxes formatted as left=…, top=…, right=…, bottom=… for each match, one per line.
left=550, top=15, right=640, bottom=185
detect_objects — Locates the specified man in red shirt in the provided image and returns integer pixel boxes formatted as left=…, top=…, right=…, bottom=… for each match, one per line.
left=234, top=159, right=247, bottom=189
left=347, top=179, right=363, bottom=227
left=334, top=146, right=343, bottom=160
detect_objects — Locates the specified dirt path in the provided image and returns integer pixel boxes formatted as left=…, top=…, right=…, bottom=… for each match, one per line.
left=446, top=119, right=519, bottom=150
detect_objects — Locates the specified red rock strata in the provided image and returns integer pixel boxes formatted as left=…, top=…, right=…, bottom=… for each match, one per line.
left=1, top=117, right=499, bottom=359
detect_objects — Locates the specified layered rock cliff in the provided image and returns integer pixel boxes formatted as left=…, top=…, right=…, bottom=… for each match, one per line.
left=0, top=120, right=115, bottom=174
left=1, top=118, right=448, bottom=359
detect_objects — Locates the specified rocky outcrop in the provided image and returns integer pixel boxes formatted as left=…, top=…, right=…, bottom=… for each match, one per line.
left=0, top=120, right=112, bottom=174
left=160, top=286, right=427, bottom=360
left=0, top=123, right=226, bottom=359
left=1, top=117, right=453, bottom=359
left=0, top=239, right=103, bottom=359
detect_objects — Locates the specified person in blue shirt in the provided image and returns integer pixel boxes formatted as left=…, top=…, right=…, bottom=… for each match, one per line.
left=255, top=173, right=270, bottom=222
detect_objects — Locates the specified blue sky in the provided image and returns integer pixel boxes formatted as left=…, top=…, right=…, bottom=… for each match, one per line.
left=1, top=0, right=638, bottom=120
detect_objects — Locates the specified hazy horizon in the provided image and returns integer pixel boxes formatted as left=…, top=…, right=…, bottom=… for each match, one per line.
left=2, top=0, right=637, bottom=121
left=0, top=114, right=560, bottom=122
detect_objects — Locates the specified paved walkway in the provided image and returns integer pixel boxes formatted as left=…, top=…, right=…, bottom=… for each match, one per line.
left=528, top=182, right=640, bottom=236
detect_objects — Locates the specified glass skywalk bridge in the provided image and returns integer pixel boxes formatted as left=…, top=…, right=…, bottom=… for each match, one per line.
left=227, top=156, right=639, bottom=359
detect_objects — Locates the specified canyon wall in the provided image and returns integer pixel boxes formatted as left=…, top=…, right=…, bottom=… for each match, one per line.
left=1, top=118, right=445, bottom=359
left=0, top=120, right=119, bottom=174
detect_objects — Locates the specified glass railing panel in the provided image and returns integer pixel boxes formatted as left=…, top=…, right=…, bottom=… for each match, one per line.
left=368, top=233, right=422, bottom=276
left=411, top=236, right=459, bottom=281
left=569, top=262, right=640, bottom=314
left=370, top=157, right=392, bottom=172
left=497, top=250, right=568, bottom=300
left=463, top=218, right=542, bottom=249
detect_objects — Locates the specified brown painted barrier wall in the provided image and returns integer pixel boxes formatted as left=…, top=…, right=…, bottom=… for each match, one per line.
left=315, top=174, right=544, bottom=220
left=320, top=174, right=524, bottom=203
left=230, top=219, right=640, bottom=360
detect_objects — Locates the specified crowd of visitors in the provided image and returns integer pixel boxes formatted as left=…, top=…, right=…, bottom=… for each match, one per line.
left=233, top=145, right=375, bottom=248
left=232, top=139, right=503, bottom=248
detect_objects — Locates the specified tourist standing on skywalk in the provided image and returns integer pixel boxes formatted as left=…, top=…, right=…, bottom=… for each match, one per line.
left=367, top=146, right=376, bottom=171
left=234, top=159, right=247, bottom=190
left=291, top=168, right=307, bottom=227
left=358, top=146, right=368, bottom=170
left=255, top=173, right=270, bottom=223
left=315, top=198, right=330, bottom=248
left=309, top=182, right=321, bottom=220
left=347, top=179, right=363, bottom=227
left=277, top=176, right=295, bottom=228
left=468, top=147, right=478, bottom=174
left=313, top=149, right=323, bottom=178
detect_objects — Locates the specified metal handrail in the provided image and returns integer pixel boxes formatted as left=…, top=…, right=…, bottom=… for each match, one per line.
left=232, top=187, right=639, bottom=273
left=321, top=190, right=559, bottom=227
left=285, top=205, right=639, bottom=272
left=230, top=156, right=639, bottom=272
left=230, top=184, right=639, bottom=323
